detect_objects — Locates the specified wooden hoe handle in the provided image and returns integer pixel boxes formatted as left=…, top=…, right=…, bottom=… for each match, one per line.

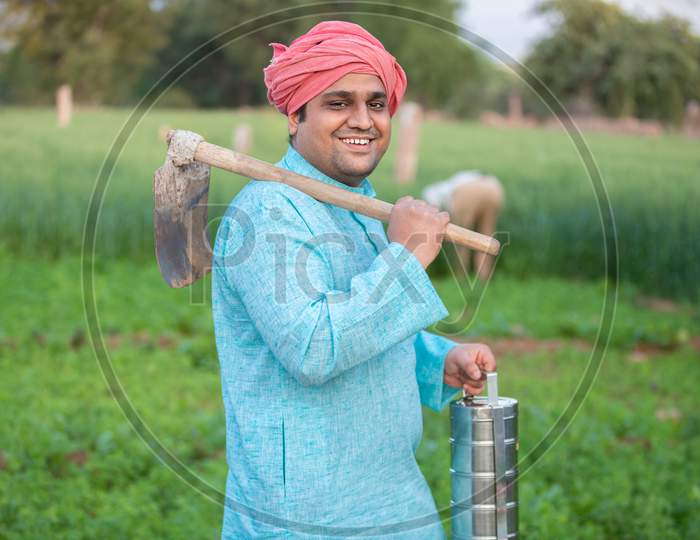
left=192, top=138, right=501, bottom=256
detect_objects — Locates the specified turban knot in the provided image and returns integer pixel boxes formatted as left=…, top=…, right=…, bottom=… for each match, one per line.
left=263, top=21, right=407, bottom=117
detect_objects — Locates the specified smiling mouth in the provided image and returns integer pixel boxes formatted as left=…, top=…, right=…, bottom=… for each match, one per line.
left=338, top=137, right=374, bottom=149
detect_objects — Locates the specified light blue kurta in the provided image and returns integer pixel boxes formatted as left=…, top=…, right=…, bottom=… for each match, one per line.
left=212, top=144, right=462, bottom=539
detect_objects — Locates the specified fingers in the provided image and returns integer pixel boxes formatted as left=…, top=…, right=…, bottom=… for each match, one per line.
left=462, top=369, right=485, bottom=395
left=454, top=362, right=484, bottom=395
left=461, top=367, right=484, bottom=396
left=435, top=211, right=450, bottom=244
left=463, top=382, right=484, bottom=396
left=396, top=196, right=445, bottom=217
left=395, top=199, right=446, bottom=225
left=466, top=346, right=497, bottom=380
left=416, top=200, right=440, bottom=213
left=464, top=359, right=482, bottom=380
left=410, top=200, right=427, bottom=210
left=412, top=200, right=447, bottom=221
left=450, top=344, right=497, bottom=397
left=390, top=195, right=449, bottom=266
left=475, top=345, right=497, bottom=373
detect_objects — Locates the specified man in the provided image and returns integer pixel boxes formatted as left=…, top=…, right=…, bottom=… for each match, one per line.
left=422, top=171, right=504, bottom=281
left=212, top=21, right=496, bottom=539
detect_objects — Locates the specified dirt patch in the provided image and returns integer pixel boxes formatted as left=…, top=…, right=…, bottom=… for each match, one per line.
left=617, top=436, right=652, bottom=450
left=65, top=450, right=89, bottom=467
left=0, top=338, right=17, bottom=352
left=69, top=329, right=85, bottom=350
left=95, top=331, right=176, bottom=350
left=457, top=335, right=700, bottom=359
left=456, top=336, right=590, bottom=356
left=157, top=334, right=177, bottom=349
left=627, top=350, right=650, bottom=363
left=32, top=331, right=46, bottom=346
left=636, top=296, right=692, bottom=314
left=105, top=333, right=123, bottom=349
left=16, top=329, right=700, bottom=358
left=655, top=407, right=682, bottom=422
left=130, top=331, right=151, bottom=346
left=627, top=341, right=684, bottom=363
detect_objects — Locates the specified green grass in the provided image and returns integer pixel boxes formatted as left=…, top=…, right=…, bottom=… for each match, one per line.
left=2, top=106, right=699, bottom=538
left=1, top=253, right=699, bottom=539
left=0, top=107, right=699, bottom=297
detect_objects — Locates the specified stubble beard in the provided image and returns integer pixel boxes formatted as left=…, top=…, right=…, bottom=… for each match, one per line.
left=331, top=148, right=382, bottom=186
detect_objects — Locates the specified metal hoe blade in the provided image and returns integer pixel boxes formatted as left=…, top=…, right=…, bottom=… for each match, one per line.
left=153, top=131, right=212, bottom=288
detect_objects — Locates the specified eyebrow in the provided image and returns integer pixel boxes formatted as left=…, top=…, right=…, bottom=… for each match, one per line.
left=321, top=90, right=387, bottom=100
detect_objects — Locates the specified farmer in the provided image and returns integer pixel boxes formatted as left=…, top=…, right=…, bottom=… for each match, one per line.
left=211, top=21, right=496, bottom=539
left=422, top=171, right=504, bottom=281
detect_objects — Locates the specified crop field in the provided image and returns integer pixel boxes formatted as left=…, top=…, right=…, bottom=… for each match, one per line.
left=1, top=254, right=699, bottom=539
left=1, top=107, right=699, bottom=539
left=0, top=107, right=698, bottom=297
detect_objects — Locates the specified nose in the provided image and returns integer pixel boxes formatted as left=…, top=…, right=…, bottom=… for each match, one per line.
left=346, top=103, right=373, bottom=131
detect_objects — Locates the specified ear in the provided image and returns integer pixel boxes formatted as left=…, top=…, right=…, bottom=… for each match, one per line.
left=288, top=109, right=300, bottom=138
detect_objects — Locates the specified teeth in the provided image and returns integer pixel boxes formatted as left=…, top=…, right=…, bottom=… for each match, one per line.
left=341, top=138, right=370, bottom=145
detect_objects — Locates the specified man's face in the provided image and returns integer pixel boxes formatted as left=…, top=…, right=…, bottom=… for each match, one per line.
left=288, top=73, right=391, bottom=187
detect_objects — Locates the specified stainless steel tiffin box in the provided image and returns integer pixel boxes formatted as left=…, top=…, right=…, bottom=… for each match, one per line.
left=450, top=373, right=518, bottom=540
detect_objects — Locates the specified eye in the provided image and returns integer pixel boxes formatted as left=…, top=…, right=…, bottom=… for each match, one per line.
left=369, top=102, right=386, bottom=110
left=329, top=102, right=346, bottom=108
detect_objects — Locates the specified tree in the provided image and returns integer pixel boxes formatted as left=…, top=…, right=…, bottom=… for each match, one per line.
left=524, top=0, right=700, bottom=124
left=0, top=0, right=170, bottom=104
left=345, top=0, right=483, bottom=110
left=134, top=0, right=316, bottom=108
left=137, top=0, right=483, bottom=111
left=0, top=0, right=487, bottom=112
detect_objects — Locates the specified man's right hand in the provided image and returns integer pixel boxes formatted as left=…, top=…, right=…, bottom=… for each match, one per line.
left=387, top=196, right=450, bottom=269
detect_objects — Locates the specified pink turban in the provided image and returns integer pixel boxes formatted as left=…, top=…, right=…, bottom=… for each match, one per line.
left=263, top=21, right=407, bottom=117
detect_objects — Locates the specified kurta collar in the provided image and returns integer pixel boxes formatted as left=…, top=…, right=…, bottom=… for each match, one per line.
left=278, top=144, right=377, bottom=198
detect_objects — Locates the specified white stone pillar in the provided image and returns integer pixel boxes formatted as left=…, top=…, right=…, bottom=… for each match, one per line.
left=394, top=101, right=422, bottom=184
left=56, top=84, right=72, bottom=128
left=233, top=123, right=253, bottom=154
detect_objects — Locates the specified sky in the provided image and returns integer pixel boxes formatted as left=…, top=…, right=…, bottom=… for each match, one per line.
left=460, top=0, right=700, bottom=60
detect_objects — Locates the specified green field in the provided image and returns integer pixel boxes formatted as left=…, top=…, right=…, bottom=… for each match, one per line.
left=1, top=107, right=699, bottom=539
left=2, top=254, right=699, bottom=539
left=1, top=107, right=698, bottom=297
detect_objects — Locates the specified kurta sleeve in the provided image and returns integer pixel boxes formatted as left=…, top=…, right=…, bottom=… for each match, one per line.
left=414, top=330, right=462, bottom=412
left=215, top=184, right=450, bottom=387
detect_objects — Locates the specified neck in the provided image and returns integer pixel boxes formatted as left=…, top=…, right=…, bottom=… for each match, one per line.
left=333, top=174, right=364, bottom=187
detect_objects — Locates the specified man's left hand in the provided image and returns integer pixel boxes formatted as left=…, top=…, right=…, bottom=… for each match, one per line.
left=443, top=343, right=496, bottom=395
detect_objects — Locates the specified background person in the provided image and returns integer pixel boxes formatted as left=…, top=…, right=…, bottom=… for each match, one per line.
left=422, top=171, right=504, bottom=281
